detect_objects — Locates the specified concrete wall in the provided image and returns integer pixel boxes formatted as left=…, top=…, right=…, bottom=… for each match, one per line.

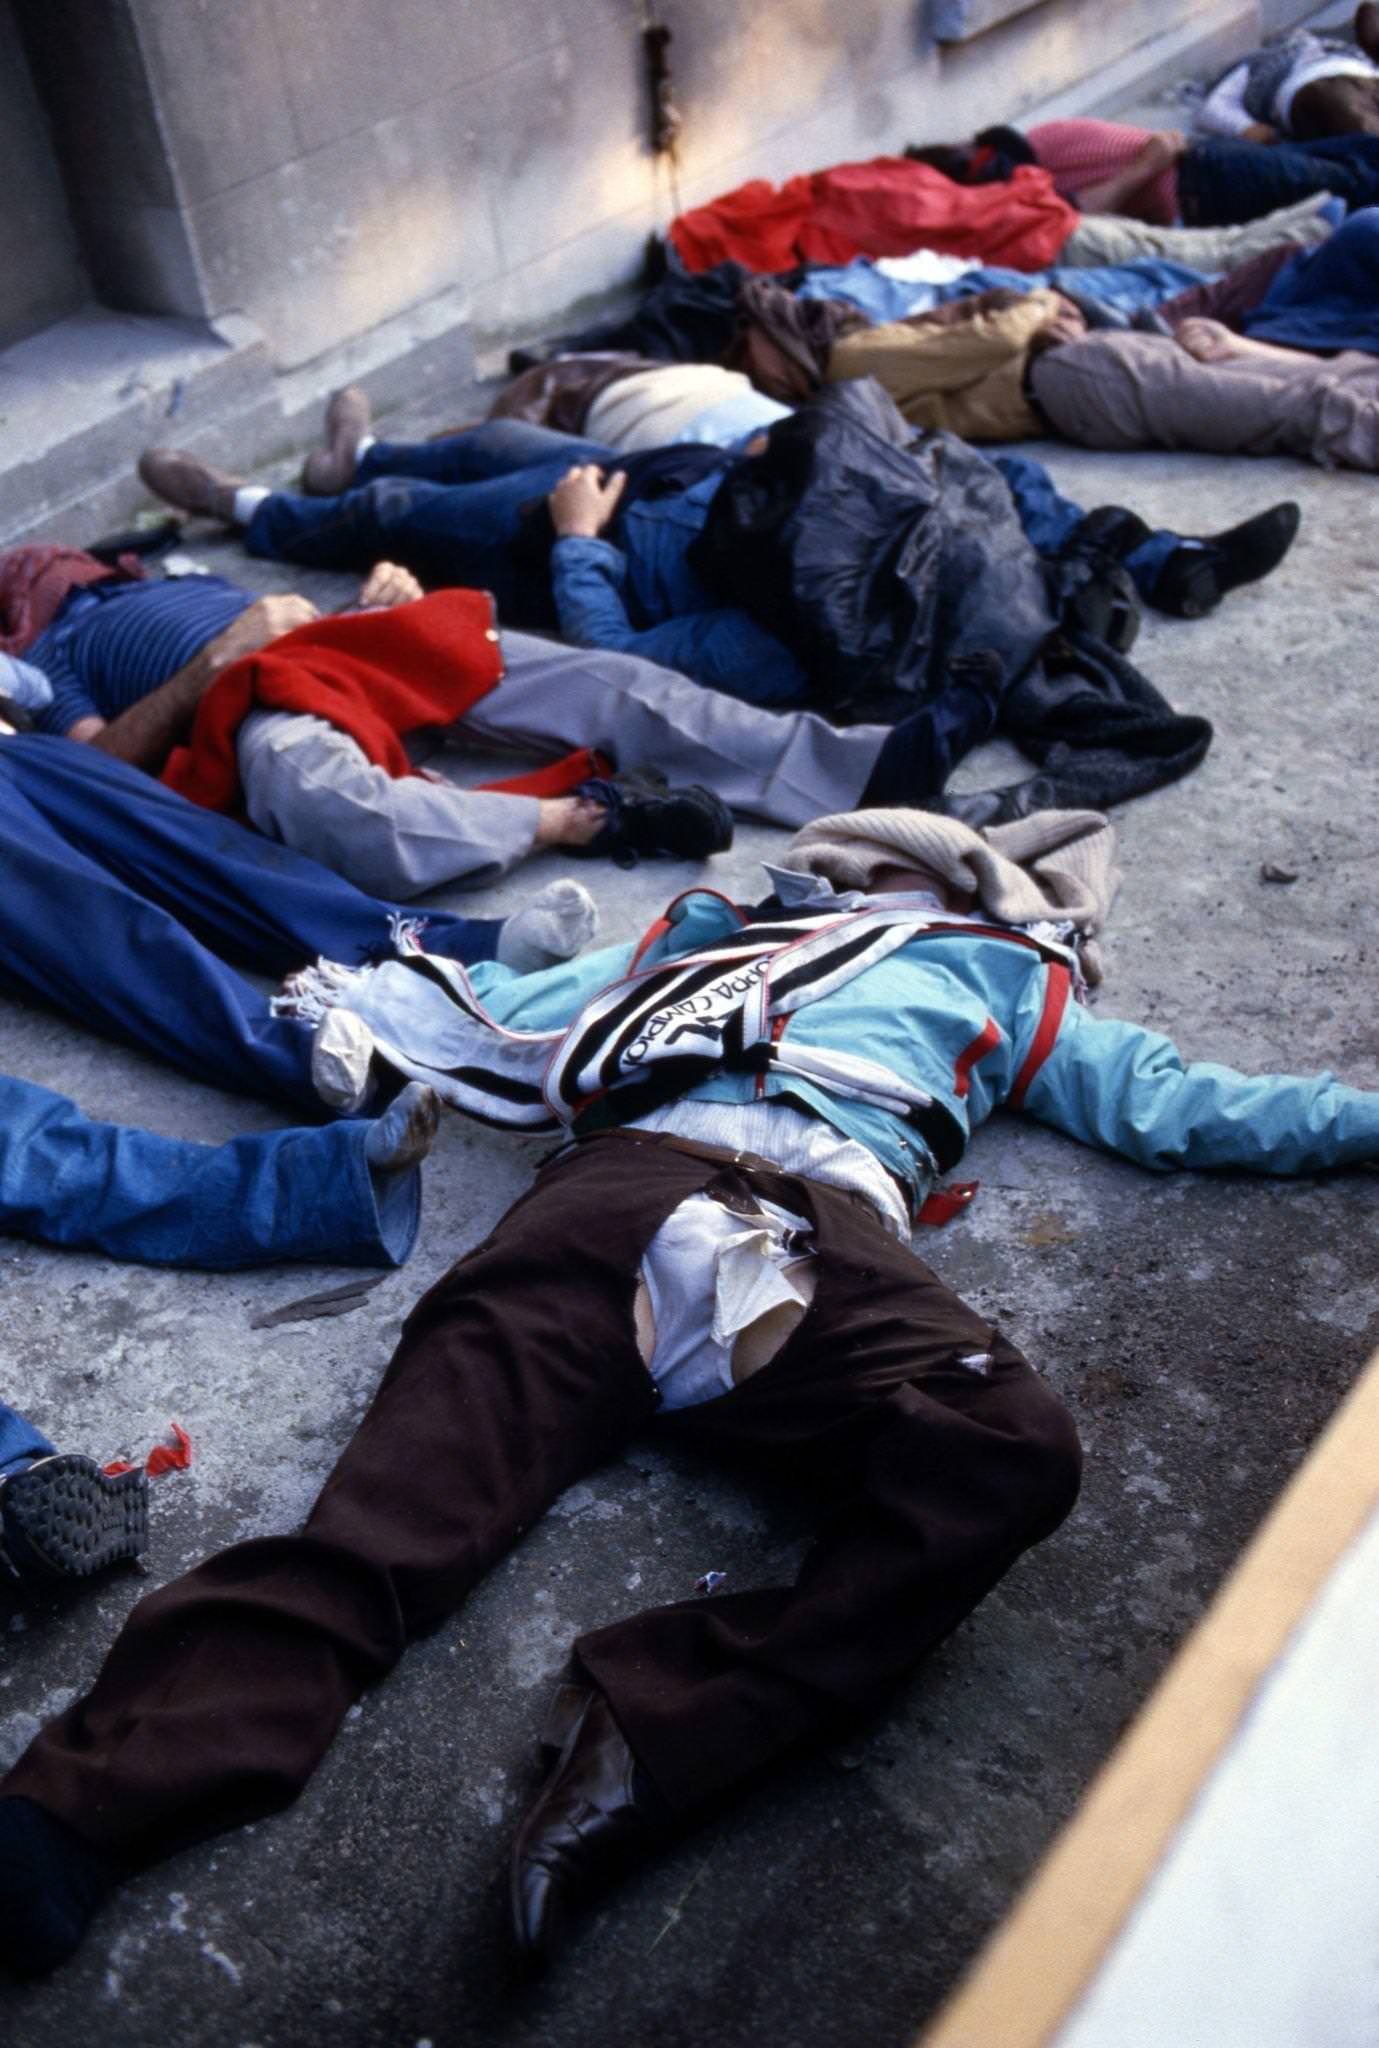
left=16, top=0, right=1324, bottom=374
left=0, top=1, right=87, bottom=350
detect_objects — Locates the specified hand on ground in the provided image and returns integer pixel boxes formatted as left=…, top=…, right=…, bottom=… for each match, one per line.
left=548, top=465, right=627, bottom=539
left=357, top=561, right=423, bottom=608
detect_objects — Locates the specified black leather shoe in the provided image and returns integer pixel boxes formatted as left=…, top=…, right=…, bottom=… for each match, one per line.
left=510, top=1685, right=670, bottom=1965
left=581, top=771, right=734, bottom=868
left=1154, top=502, right=1301, bottom=618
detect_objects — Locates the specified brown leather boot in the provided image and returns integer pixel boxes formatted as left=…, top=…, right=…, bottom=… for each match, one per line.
left=301, top=385, right=372, bottom=495
left=137, top=447, right=243, bottom=521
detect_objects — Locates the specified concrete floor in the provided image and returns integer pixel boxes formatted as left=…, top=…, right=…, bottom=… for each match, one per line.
left=1, top=402, right=1377, bottom=2045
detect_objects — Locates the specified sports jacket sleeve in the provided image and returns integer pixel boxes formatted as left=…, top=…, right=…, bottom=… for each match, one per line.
left=1017, top=997, right=1379, bottom=1174
left=549, top=536, right=808, bottom=705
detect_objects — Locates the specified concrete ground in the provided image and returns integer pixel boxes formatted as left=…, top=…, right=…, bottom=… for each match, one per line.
left=2, top=304, right=1378, bottom=2048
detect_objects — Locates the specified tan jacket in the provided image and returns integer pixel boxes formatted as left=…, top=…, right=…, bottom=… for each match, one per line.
left=826, top=288, right=1066, bottom=441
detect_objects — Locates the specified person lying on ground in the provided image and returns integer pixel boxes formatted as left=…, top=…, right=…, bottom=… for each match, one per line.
left=822, top=280, right=1379, bottom=471
left=5, top=537, right=996, bottom=897
left=908, top=116, right=1379, bottom=231
left=665, top=146, right=1335, bottom=277
left=5, top=546, right=730, bottom=877
left=0, top=1406, right=148, bottom=1607
left=0, top=696, right=595, bottom=1117
left=140, top=397, right=1302, bottom=714
left=1197, top=8, right=1379, bottom=144
left=3, top=804, right=1377, bottom=1977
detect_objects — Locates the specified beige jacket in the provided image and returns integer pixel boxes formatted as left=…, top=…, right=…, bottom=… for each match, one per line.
left=826, top=288, right=1067, bottom=441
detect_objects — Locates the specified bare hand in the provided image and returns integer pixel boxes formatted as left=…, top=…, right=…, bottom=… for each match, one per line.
left=357, top=560, right=423, bottom=609
left=1242, top=122, right=1278, bottom=145
left=204, top=593, right=320, bottom=676
left=548, top=464, right=627, bottom=539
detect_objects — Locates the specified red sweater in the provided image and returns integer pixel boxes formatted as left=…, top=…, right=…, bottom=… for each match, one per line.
left=162, top=588, right=603, bottom=811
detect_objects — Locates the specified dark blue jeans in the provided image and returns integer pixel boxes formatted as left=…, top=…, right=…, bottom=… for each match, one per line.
left=246, top=423, right=617, bottom=623
left=0, top=1076, right=419, bottom=1269
left=995, top=455, right=1180, bottom=601
left=1180, top=134, right=1379, bottom=228
left=0, top=738, right=499, bottom=1113
left=0, top=1404, right=54, bottom=1482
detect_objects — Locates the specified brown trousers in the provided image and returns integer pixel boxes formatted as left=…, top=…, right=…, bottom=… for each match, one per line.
left=3, top=1133, right=1080, bottom=1870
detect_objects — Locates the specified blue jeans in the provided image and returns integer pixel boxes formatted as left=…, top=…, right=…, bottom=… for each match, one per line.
left=246, top=423, right=618, bottom=624
left=0, top=1404, right=55, bottom=1482
left=996, top=455, right=1180, bottom=601
left=0, top=738, right=499, bottom=1113
left=0, top=1076, right=419, bottom=1269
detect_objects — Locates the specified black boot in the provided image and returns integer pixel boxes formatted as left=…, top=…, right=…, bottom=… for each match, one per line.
left=580, top=771, right=734, bottom=868
left=1154, top=502, right=1301, bottom=618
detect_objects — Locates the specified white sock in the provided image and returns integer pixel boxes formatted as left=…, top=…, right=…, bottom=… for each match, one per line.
left=355, top=433, right=376, bottom=461
left=496, top=880, right=599, bottom=974
left=232, top=485, right=270, bottom=526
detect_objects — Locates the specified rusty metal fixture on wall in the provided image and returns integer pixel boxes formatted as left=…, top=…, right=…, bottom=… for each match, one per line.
left=642, top=19, right=683, bottom=156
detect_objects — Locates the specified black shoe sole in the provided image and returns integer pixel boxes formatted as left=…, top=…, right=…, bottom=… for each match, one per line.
left=1, top=1456, right=148, bottom=1590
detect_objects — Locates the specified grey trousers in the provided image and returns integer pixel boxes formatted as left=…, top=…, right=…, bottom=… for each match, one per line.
left=1029, top=329, right=1379, bottom=469
left=237, top=632, right=886, bottom=898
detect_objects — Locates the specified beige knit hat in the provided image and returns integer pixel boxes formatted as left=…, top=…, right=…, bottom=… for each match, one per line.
left=785, top=807, right=1120, bottom=978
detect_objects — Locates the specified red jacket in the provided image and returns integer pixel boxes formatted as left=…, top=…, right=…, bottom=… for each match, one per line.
left=162, top=588, right=603, bottom=811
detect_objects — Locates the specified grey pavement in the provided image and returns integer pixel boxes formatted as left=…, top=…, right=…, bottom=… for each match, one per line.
left=2, top=412, right=1378, bottom=2045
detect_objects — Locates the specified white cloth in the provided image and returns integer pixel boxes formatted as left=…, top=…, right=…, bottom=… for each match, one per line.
left=875, top=251, right=980, bottom=285
left=639, top=1190, right=815, bottom=1409
left=1199, top=51, right=1379, bottom=136
left=630, top=1098, right=913, bottom=1238
left=586, top=365, right=785, bottom=451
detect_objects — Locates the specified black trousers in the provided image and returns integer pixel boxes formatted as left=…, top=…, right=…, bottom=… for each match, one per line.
left=4, top=1133, right=1081, bottom=1868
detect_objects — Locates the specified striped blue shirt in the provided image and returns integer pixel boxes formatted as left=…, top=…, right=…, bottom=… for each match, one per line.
left=28, top=575, right=255, bottom=736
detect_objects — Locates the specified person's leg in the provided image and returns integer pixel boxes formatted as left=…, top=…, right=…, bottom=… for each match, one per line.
left=1179, top=133, right=1379, bottom=227
left=460, top=632, right=891, bottom=824
left=996, top=453, right=1190, bottom=608
left=0, top=1403, right=56, bottom=1482
left=356, top=419, right=620, bottom=487
left=0, top=1140, right=725, bottom=1972
left=0, top=1073, right=425, bottom=1269
left=0, top=739, right=499, bottom=1110
left=1062, top=192, right=1335, bottom=271
left=237, top=711, right=542, bottom=895
left=241, top=474, right=561, bottom=620
left=571, top=1170, right=1081, bottom=1817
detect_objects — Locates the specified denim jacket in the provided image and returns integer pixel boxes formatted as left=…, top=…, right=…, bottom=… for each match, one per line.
left=549, top=473, right=807, bottom=707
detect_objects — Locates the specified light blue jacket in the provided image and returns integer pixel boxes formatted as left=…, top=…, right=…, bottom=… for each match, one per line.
left=465, top=888, right=1379, bottom=1210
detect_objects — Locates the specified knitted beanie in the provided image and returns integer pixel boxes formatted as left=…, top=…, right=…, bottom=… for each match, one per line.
left=785, top=807, right=1120, bottom=977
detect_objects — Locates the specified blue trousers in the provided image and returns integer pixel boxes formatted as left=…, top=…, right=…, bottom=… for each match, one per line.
left=0, top=738, right=499, bottom=1113
left=1242, top=205, right=1379, bottom=355
left=0, top=1075, right=418, bottom=1270
left=0, top=1403, right=54, bottom=1482
left=995, top=456, right=1180, bottom=600
left=251, top=421, right=1186, bottom=615
left=246, top=422, right=615, bottom=623
left=1180, top=134, right=1379, bottom=229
